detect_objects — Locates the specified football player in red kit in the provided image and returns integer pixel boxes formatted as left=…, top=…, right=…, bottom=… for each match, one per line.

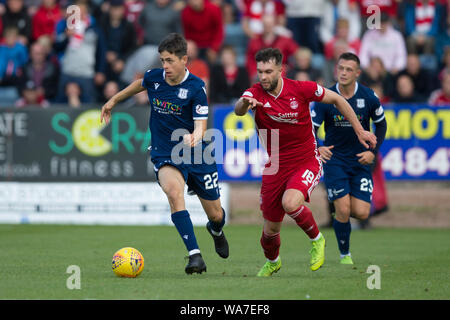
left=234, top=48, right=377, bottom=276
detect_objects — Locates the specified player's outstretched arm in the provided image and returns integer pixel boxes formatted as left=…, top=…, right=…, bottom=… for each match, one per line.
left=100, top=79, right=146, bottom=124
left=234, top=97, right=263, bottom=116
left=321, top=88, right=377, bottom=149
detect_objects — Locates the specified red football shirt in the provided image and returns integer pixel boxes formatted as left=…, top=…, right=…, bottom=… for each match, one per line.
left=242, top=78, right=325, bottom=167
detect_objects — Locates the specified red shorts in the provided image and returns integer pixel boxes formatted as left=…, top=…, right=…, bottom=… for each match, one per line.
left=260, top=157, right=322, bottom=222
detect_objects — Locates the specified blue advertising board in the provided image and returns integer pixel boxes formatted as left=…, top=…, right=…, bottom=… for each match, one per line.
left=213, top=105, right=450, bottom=181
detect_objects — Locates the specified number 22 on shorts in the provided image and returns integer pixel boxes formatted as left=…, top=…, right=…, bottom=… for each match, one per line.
left=204, top=172, right=219, bottom=190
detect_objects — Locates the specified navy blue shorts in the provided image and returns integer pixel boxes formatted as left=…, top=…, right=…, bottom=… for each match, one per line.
left=323, top=162, right=373, bottom=203
left=152, top=158, right=220, bottom=201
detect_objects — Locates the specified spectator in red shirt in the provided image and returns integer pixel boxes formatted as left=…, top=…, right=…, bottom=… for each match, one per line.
left=349, top=0, right=401, bottom=35
left=31, top=0, right=62, bottom=42
left=429, top=70, right=450, bottom=105
left=186, top=39, right=210, bottom=89
left=240, top=0, right=286, bottom=39
left=181, top=0, right=224, bottom=64
left=246, top=14, right=298, bottom=82
left=349, top=0, right=400, bottom=18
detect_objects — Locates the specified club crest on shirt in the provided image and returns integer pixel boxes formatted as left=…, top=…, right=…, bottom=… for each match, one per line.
left=357, top=99, right=365, bottom=108
left=178, top=88, right=188, bottom=99
left=289, top=98, right=298, bottom=109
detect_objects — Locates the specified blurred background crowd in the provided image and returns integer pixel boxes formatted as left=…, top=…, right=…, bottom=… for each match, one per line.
left=1, top=0, right=450, bottom=108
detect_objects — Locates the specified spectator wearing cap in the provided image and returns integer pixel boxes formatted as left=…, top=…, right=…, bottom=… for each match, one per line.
left=181, top=0, right=224, bottom=64
left=359, top=12, right=407, bottom=75
left=15, top=80, right=50, bottom=107
left=17, top=41, right=59, bottom=102
left=1, top=0, right=32, bottom=45
left=100, top=0, right=137, bottom=84
left=54, top=0, right=106, bottom=104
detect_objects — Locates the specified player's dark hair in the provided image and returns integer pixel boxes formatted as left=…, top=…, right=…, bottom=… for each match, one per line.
left=255, top=48, right=283, bottom=66
left=338, top=52, right=360, bottom=67
left=158, top=33, right=187, bottom=58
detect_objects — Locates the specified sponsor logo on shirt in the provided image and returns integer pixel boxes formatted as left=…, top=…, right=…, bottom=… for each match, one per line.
left=268, top=112, right=299, bottom=124
left=152, top=98, right=182, bottom=115
left=375, top=105, right=384, bottom=116
left=264, top=102, right=271, bottom=108
left=196, top=105, right=208, bottom=115
left=315, top=85, right=324, bottom=97
left=333, top=114, right=363, bottom=127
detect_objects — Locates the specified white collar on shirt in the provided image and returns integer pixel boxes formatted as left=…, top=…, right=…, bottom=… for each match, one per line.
left=336, top=81, right=359, bottom=98
left=163, top=68, right=190, bottom=85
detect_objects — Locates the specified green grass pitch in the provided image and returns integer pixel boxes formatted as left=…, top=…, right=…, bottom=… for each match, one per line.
left=0, top=224, right=448, bottom=300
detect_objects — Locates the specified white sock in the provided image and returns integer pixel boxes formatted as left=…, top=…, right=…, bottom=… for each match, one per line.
left=189, top=249, right=201, bottom=256
left=268, top=256, right=279, bottom=263
left=311, top=232, right=322, bottom=242
left=340, top=253, right=351, bottom=259
left=210, top=229, right=222, bottom=236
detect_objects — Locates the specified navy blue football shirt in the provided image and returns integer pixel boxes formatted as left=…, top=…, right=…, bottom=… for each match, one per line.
left=141, top=68, right=210, bottom=161
left=311, top=82, right=385, bottom=165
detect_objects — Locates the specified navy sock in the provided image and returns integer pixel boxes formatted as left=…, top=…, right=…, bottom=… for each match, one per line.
left=333, top=218, right=351, bottom=256
left=208, top=208, right=226, bottom=233
left=171, top=210, right=199, bottom=253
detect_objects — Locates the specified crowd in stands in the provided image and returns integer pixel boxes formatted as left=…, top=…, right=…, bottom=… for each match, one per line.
left=1, top=0, right=450, bottom=108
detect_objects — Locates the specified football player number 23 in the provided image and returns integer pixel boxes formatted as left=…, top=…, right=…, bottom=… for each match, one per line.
left=360, top=178, right=373, bottom=193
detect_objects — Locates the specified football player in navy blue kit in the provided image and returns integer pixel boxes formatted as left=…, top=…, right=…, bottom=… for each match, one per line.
left=311, top=53, right=387, bottom=265
left=101, top=33, right=228, bottom=274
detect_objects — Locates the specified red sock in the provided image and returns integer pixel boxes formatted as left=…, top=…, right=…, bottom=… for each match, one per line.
left=287, top=205, right=320, bottom=239
left=260, top=231, right=281, bottom=261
